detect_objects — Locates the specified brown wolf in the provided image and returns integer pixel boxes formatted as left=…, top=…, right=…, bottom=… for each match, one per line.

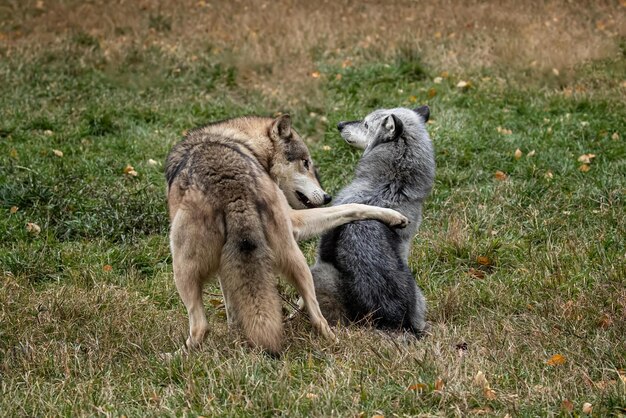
left=165, top=115, right=408, bottom=355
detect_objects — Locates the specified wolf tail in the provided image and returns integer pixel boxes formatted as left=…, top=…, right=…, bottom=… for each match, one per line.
left=219, top=208, right=283, bottom=355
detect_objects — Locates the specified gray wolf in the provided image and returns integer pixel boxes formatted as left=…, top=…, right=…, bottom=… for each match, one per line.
left=310, top=106, right=435, bottom=337
left=165, top=115, right=409, bottom=355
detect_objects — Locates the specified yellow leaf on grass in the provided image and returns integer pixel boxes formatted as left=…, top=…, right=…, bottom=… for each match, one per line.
left=497, top=126, right=513, bottom=135
left=527, top=150, right=536, bottom=157
left=408, top=383, right=428, bottom=391
left=26, top=222, right=41, bottom=235
left=103, top=264, right=113, bottom=272
left=9, top=148, right=18, bottom=159
left=546, top=353, right=566, bottom=366
left=598, top=313, right=612, bottom=329
left=311, top=71, right=321, bottom=79
left=335, top=73, right=342, bottom=80
left=456, top=80, right=470, bottom=89
left=433, top=76, right=443, bottom=84
left=483, top=387, right=497, bottom=400
left=611, top=132, right=620, bottom=140
left=579, top=164, right=591, bottom=172
left=341, top=59, right=352, bottom=69
left=10, top=206, right=18, bottom=214
left=123, top=165, right=138, bottom=176
left=147, top=159, right=158, bottom=166
left=577, top=153, right=596, bottom=164
left=473, top=371, right=489, bottom=388
left=434, top=379, right=445, bottom=391
left=43, top=129, right=53, bottom=136
left=545, top=170, right=554, bottom=179
left=427, top=88, right=437, bottom=98
left=408, top=95, right=417, bottom=103
left=477, top=256, right=490, bottom=266
left=582, top=402, right=593, bottom=414
left=305, top=393, right=318, bottom=400
left=514, top=148, right=523, bottom=159
left=495, top=170, right=507, bottom=181
left=52, top=149, right=63, bottom=157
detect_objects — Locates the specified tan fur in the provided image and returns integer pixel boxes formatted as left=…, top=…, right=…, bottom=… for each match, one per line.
left=165, top=115, right=409, bottom=355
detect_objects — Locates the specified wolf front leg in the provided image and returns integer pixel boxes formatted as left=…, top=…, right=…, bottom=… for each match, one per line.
left=289, top=203, right=409, bottom=241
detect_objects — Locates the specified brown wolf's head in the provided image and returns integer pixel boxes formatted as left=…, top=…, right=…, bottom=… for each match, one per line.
left=269, top=115, right=331, bottom=209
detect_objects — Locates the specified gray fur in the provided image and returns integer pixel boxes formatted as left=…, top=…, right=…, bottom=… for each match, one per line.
left=311, top=106, right=435, bottom=336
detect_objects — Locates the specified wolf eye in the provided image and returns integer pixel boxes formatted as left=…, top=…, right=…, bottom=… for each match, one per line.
left=303, top=159, right=310, bottom=170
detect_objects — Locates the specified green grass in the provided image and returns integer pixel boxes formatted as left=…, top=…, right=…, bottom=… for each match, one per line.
left=1, top=34, right=625, bottom=417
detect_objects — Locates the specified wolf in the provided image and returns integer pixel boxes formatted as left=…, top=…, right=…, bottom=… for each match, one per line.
left=165, top=114, right=410, bottom=355
left=310, top=106, right=435, bottom=337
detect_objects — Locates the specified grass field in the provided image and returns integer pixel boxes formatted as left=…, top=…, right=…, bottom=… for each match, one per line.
left=1, top=1, right=625, bottom=416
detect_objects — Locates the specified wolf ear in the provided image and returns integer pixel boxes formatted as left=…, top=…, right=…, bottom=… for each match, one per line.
left=383, top=114, right=403, bottom=139
left=413, top=105, right=430, bottom=123
left=271, top=114, right=292, bottom=140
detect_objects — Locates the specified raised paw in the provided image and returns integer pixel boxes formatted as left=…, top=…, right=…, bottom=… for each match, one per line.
left=384, top=209, right=409, bottom=229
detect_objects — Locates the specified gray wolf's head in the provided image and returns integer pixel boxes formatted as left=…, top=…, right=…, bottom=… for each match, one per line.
left=269, top=115, right=332, bottom=209
left=337, top=105, right=430, bottom=151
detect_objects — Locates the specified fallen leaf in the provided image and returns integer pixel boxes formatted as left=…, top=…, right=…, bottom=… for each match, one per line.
left=495, top=170, right=507, bottom=181
left=552, top=68, right=560, bottom=76
left=433, top=77, right=443, bottom=84
left=408, top=95, right=417, bottom=103
left=10, top=206, right=18, bottom=214
left=473, top=371, right=489, bottom=388
left=527, top=150, right=536, bottom=157
left=440, top=71, right=449, bottom=78
left=577, top=153, right=596, bottom=164
left=305, top=393, right=318, bottom=400
left=311, top=71, right=321, bottom=79
left=26, top=222, right=41, bottom=235
left=103, top=265, right=113, bottom=272
left=456, top=80, right=470, bottom=89
left=483, top=387, right=496, bottom=400
left=545, top=171, right=554, bottom=179
left=372, top=415, right=384, bottom=418
left=598, top=313, right=612, bottom=329
left=476, top=256, right=490, bottom=266
left=427, top=88, right=437, bottom=98
left=582, top=402, right=593, bottom=414
left=611, top=132, right=620, bottom=140
left=468, top=268, right=485, bottom=279
left=514, top=148, right=523, bottom=159
left=335, top=73, right=342, bottom=80
left=123, top=165, right=138, bottom=176
left=52, top=149, right=63, bottom=157
left=579, top=164, right=590, bottom=172
left=322, top=145, right=331, bottom=151
left=147, top=159, right=158, bottom=166
left=43, top=129, right=53, bottom=136
left=408, top=383, right=427, bottom=391
left=497, top=126, right=513, bottom=135
left=546, top=353, right=567, bottom=366
left=561, top=399, right=574, bottom=412
left=9, top=148, right=18, bottom=158
left=434, top=379, right=445, bottom=391
left=341, top=59, right=352, bottom=68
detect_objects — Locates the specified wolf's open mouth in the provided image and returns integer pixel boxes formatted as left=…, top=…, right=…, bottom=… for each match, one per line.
left=296, top=191, right=317, bottom=208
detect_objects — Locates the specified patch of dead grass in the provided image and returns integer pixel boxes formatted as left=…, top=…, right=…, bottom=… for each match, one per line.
left=2, top=0, right=624, bottom=99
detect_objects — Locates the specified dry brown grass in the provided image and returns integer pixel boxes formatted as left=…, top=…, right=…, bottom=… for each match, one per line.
left=2, top=0, right=624, bottom=99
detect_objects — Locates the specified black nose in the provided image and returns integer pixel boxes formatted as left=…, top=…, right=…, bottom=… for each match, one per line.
left=337, top=121, right=347, bottom=131
left=323, top=194, right=332, bottom=204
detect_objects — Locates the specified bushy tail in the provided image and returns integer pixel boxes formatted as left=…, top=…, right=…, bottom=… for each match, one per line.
left=220, top=209, right=283, bottom=355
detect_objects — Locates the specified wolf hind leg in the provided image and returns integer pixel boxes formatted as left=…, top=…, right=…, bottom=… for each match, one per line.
left=170, top=208, right=223, bottom=350
left=278, top=240, right=335, bottom=341
left=219, top=244, right=284, bottom=356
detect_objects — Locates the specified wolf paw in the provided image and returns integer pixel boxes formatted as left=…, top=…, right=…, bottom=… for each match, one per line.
left=385, top=209, right=409, bottom=228
left=316, top=320, right=337, bottom=341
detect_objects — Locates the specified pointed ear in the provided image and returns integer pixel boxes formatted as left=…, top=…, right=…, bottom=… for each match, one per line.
left=413, top=105, right=430, bottom=123
left=271, top=114, right=292, bottom=140
left=383, top=114, right=403, bottom=139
